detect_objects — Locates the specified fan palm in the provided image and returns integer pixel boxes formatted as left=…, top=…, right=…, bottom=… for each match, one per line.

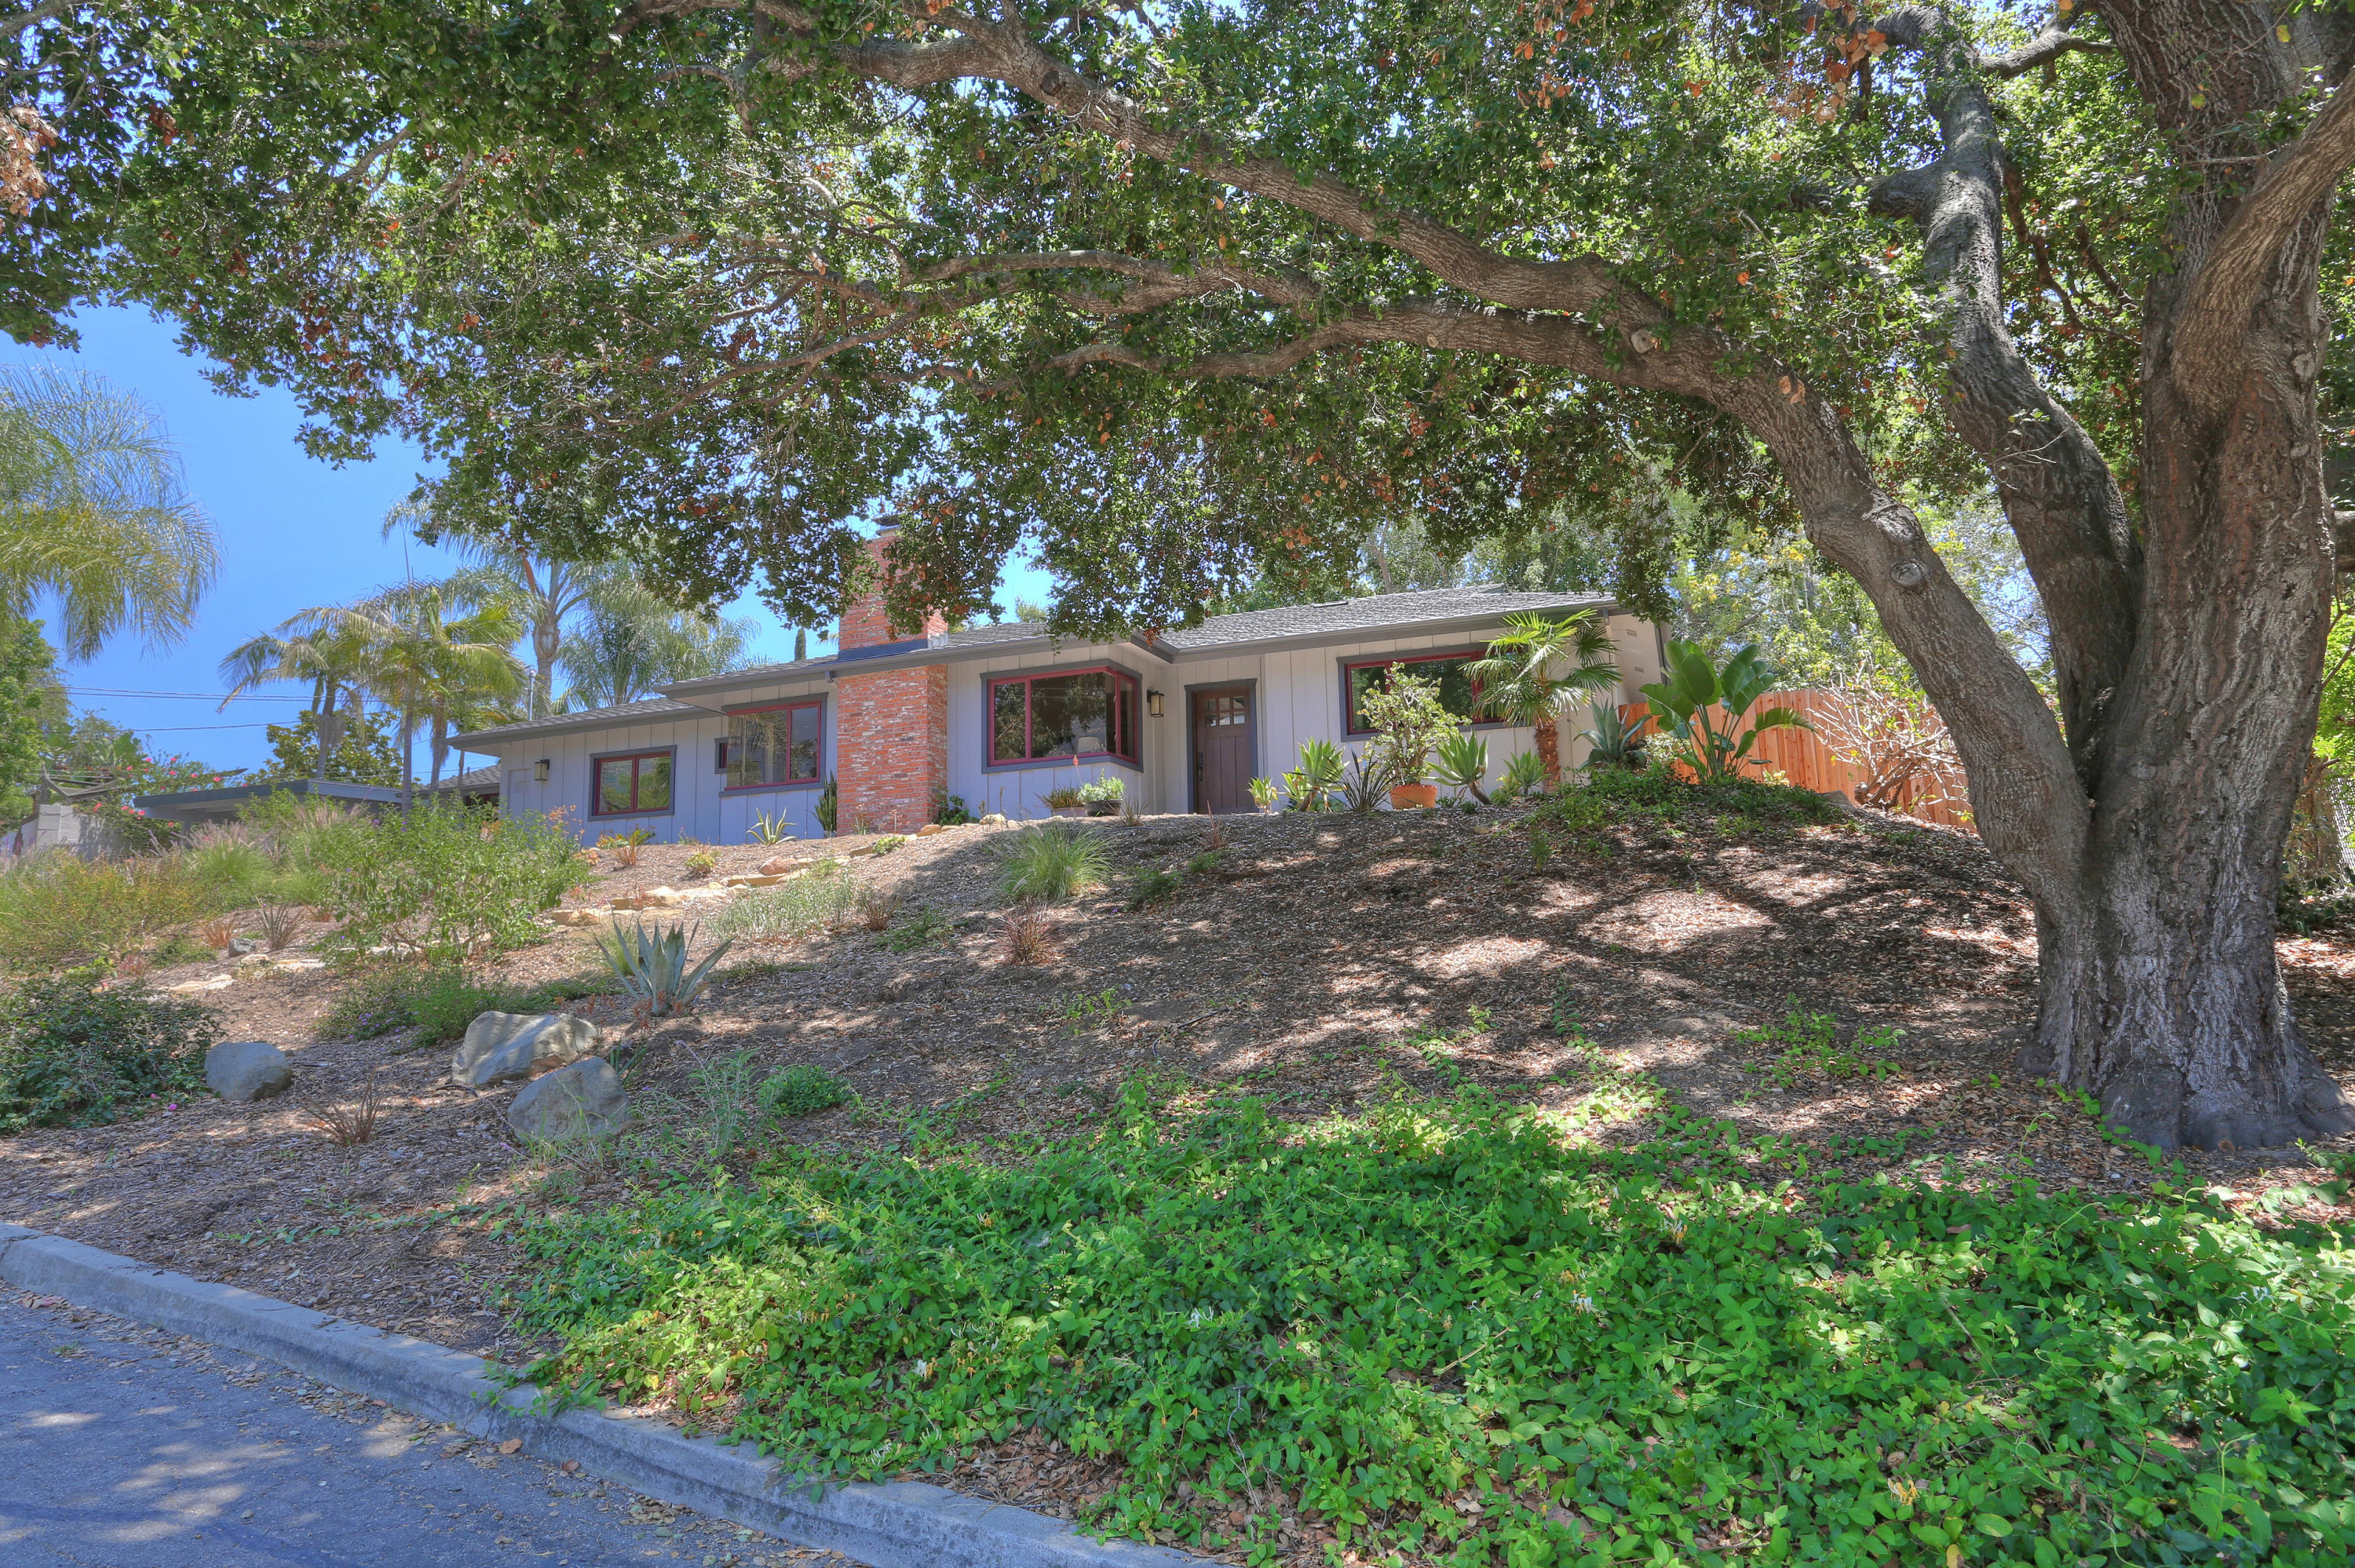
left=1463, top=611, right=1623, bottom=786
left=0, top=363, right=217, bottom=657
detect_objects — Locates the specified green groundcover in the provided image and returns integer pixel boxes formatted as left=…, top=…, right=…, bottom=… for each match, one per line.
left=513, top=1087, right=2355, bottom=1567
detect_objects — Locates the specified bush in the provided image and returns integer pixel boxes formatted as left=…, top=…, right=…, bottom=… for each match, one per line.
left=1532, top=762, right=1842, bottom=841
left=994, top=824, right=1108, bottom=903
left=758, top=1063, right=851, bottom=1118
left=302, top=806, right=580, bottom=965
left=704, top=866, right=862, bottom=942
left=514, top=1089, right=2355, bottom=1568
left=0, top=975, right=218, bottom=1131
left=318, top=965, right=615, bottom=1046
left=0, top=851, right=211, bottom=971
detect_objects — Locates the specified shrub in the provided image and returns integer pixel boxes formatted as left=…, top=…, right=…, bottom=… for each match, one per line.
left=813, top=776, right=838, bottom=834
left=759, top=1063, right=851, bottom=1118
left=188, top=834, right=279, bottom=906
left=933, top=792, right=974, bottom=826
left=1431, top=731, right=1489, bottom=803
left=598, top=828, right=654, bottom=868
left=1357, top=670, right=1457, bottom=791
left=253, top=903, right=303, bottom=951
left=0, top=975, right=218, bottom=1131
left=1533, top=764, right=1842, bottom=841
left=1042, top=785, right=1085, bottom=809
left=882, top=906, right=954, bottom=951
left=705, top=868, right=862, bottom=942
left=997, top=905, right=1056, bottom=965
left=1282, top=738, right=1344, bottom=811
left=684, top=848, right=719, bottom=880
left=995, top=824, right=1108, bottom=903
left=1495, top=749, right=1549, bottom=800
left=0, top=851, right=211, bottom=971
left=858, top=884, right=898, bottom=931
left=302, top=806, right=580, bottom=965
left=319, top=965, right=614, bottom=1046
left=1126, top=866, right=1185, bottom=910
left=749, top=811, right=794, bottom=846
left=513, top=1090, right=2355, bottom=1568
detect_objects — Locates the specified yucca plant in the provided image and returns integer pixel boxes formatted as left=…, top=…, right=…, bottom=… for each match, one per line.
left=1432, top=731, right=1490, bottom=804
left=592, top=917, right=733, bottom=1017
left=1283, top=738, right=1345, bottom=811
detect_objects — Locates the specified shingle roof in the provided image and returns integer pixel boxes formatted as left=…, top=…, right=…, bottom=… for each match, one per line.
left=451, top=695, right=703, bottom=746
left=451, top=585, right=1619, bottom=745
left=1159, top=585, right=1611, bottom=651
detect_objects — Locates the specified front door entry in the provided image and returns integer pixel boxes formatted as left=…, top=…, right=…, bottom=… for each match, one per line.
left=1191, top=687, right=1254, bottom=814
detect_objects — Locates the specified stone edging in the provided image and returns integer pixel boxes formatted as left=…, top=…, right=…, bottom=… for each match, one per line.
left=0, top=1222, right=1197, bottom=1568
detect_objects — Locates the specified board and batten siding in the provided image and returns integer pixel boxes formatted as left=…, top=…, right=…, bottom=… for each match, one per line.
left=476, top=678, right=838, bottom=844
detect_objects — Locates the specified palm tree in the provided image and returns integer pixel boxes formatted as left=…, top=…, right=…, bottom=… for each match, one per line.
left=557, top=566, right=755, bottom=709
left=383, top=501, right=588, bottom=720
left=1464, top=610, right=1623, bottom=786
left=217, top=619, right=374, bottom=782
left=0, top=363, right=219, bottom=658
left=283, top=579, right=523, bottom=812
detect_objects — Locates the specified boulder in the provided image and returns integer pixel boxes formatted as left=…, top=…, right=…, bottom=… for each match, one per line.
left=168, top=974, right=234, bottom=994
left=757, top=854, right=804, bottom=876
left=206, top=1041, right=292, bottom=1103
left=980, top=813, right=1007, bottom=826
left=724, top=873, right=786, bottom=888
left=549, top=907, right=606, bottom=928
left=225, top=935, right=260, bottom=957
left=915, top=822, right=946, bottom=837
left=506, top=1059, right=630, bottom=1143
left=609, top=886, right=686, bottom=910
left=451, top=1012, right=603, bottom=1089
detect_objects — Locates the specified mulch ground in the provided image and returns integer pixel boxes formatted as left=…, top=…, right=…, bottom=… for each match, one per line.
left=3, top=801, right=2352, bottom=1559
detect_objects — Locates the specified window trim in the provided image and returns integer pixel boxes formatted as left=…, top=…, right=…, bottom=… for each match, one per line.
left=719, top=698, right=827, bottom=794
left=983, top=662, right=1144, bottom=771
left=1338, top=646, right=1510, bottom=736
left=589, top=746, right=678, bottom=818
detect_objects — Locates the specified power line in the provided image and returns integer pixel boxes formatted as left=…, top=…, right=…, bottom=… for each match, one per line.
left=122, top=723, right=276, bottom=732
left=64, top=687, right=308, bottom=702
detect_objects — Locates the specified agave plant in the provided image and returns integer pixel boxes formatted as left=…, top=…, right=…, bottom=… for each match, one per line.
left=1283, top=738, right=1345, bottom=811
left=1495, top=750, right=1550, bottom=801
left=1578, top=698, right=1650, bottom=772
left=592, top=917, right=734, bottom=1017
left=1432, top=731, right=1490, bottom=804
left=1641, top=640, right=1811, bottom=786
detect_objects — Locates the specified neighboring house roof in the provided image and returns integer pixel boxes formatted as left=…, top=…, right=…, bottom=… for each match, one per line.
left=451, top=584, right=1619, bottom=746
left=428, top=764, right=502, bottom=796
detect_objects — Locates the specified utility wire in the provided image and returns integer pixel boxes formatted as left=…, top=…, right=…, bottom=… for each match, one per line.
left=64, top=687, right=307, bottom=702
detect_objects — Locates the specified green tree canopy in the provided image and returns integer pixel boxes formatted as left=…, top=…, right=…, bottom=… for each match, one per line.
left=103, top=2, right=2355, bottom=1146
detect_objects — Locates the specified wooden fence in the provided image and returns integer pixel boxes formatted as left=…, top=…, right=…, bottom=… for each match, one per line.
left=1616, top=689, right=1975, bottom=833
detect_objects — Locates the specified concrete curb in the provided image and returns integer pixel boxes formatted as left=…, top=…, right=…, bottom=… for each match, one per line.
left=0, top=1222, right=1197, bottom=1568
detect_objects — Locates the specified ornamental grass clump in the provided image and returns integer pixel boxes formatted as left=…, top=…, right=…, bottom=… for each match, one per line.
left=704, top=866, right=862, bottom=942
left=993, top=823, right=1108, bottom=903
left=513, top=1088, right=2355, bottom=1568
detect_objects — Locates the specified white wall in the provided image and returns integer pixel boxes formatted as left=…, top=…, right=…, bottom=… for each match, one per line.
left=474, top=611, right=1665, bottom=837
left=473, top=676, right=836, bottom=845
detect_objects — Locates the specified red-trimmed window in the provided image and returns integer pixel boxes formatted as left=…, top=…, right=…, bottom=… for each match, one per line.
left=989, top=667, right=1140, bottom=764
left=1343, top=649, right=1488, bottom=734
left=593, top=749, right=674, bottom=816
left=725, top=700, right=823, bottom=789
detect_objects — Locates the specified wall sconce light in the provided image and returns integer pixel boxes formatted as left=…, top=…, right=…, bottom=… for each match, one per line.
left=1146, top=690, right=1166, bottom=718
left=534, top=759, right=550, bottom=783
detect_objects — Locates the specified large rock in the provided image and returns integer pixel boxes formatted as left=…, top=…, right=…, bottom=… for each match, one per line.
left=548, top=907, right=606, bottom=928
left=506, top=1059, right=629, bottom=1143
left=757, top=854, right=805, bottom=876
left=451, top=1012, right=602, bottom=1089
left=206, top=1041, right=292, bottom=1103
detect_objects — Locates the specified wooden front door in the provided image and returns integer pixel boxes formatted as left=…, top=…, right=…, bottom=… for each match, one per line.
left=1191, top=687, right=1254, bottom=814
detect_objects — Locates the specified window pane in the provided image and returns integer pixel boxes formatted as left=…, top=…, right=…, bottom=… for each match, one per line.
left=637, top=755, right=672, bottom=811
left=600, top=757, right=634, bottom=814
left=1115, top=677, right=1138, bottom=758
left=1033, top=673, right=1110, bottom=758
left=726, top=713, right=767, bottom=788
left=1350, top=657, right=1481, bottom=730
left=789, top=704, right=821, bottom=780
left=992, top=681, right=1028, bottom=762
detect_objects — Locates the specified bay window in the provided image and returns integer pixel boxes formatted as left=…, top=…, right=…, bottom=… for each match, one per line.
left=989, top=667, right=1140, bottom=764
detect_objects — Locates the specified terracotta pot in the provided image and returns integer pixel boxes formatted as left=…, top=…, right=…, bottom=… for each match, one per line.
left=1389, top=783, right=1440, bottom=810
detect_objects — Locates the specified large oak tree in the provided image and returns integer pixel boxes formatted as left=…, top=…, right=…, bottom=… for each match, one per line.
left=108, top=0, right=2355, bottom=1148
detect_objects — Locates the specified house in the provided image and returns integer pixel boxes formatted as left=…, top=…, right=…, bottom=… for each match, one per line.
left=451, top=526, right=1667, bottom=841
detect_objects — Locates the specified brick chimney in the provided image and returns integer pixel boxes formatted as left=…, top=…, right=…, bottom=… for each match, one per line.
left=833, top=524, right=947, bottom=833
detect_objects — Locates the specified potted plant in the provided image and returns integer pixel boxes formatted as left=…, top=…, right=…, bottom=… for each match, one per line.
left=1079, top=776, right=1125, bottom=817
left=1043, top=785, right=1087, bottom=818
left=1359, top=671, right=1457, bottom=810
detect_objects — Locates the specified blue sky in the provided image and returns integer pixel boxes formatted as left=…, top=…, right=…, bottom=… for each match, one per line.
left=22, top=306, right=1047, bottom=778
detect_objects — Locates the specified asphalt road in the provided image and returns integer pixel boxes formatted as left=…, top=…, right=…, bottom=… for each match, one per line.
left=0, top=1294, right=849, bottom=1568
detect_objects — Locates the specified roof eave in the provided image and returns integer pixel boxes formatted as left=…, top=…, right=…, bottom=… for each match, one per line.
left=1164, top=596, right=1619, bottom=662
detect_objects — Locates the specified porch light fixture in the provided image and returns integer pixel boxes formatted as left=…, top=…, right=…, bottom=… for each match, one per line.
left=534, top=759, right=550, bottom=782
left=1147, top=689, right=1166, bottom=718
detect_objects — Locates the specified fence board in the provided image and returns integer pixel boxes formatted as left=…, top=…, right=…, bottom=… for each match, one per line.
left=1616, top=690, right=1973, bottom=833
